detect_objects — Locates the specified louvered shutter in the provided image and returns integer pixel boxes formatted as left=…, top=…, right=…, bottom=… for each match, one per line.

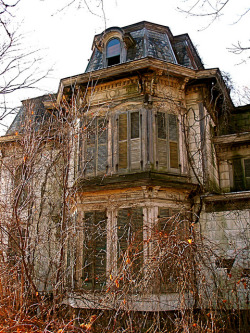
left=117, top=207, right=143, bottom=276
left=130, top=112, right=141, bottom=170
left=94, top=211, right=107, bottom=289
left=233, top=159, right=245, bottom=191
left=83, top=211, right=106, bottom=291
left=66, top=235, right=75, bottom=288
left=157, top=208, right=181, bottom=293
left=244, top=159, right=250, bottom=190
left=169, top=114, right=179, bottom=169
left=157, top=112, right=168, bottom=167
left=118, top=113, right=128, bottom=169
left=85, top=118, right=108, bottom=175
left=78, top=120, right=83, bottom=173
left=97, top=118, right=108, bottom=172
left=85, top=121, right=96, bottom=175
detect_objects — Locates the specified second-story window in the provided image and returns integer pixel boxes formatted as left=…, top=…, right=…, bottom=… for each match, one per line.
left=156, top=112, right=179, bottom=170
left=106, top=38, right=121, bottom=66
left=85, top=117, right=108, bottom=176
left=118, top=111, right=141, bottom=171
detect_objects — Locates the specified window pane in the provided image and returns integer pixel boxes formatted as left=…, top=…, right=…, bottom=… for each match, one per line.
left=244, top=159, right=250, bottom=178
left=98, top=118, right=107, bottom=144
left=131, top=112, right=139, bottom=139
left=87, top=122, right=96, bottom=145
left=233, top=159, right=245, bottom=191
left=169, top=114, right=178, bottom=142
left=157, top=112, right=166, bottom=139
left=85, top=146, right=95, bottom=174
left=107, top=38, right=120, bottom=58
left=244, top=159, right=250, bottom=189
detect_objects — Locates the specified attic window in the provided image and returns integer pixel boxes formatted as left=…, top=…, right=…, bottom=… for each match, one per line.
left=106, top=38, right=121, bottom=66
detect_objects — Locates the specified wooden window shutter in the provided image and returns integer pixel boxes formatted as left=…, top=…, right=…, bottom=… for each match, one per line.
left=169, top=114, right=179, bottom=169
left=157, top=207, right=181, bottom=293
left=83, top=210, right=107, bottom=291
left=118, top=113, right=128, bottom=169
left=130, top=111, right=141, bottom=170
left=85, top=117, right=108, bottom=175
left=97, top=118, right=108, bottom=172
left=233, top=159, right=245, bottom=191
left=157, top=112, right=168, bottom=167
left=85, top=121, right=96, bottom=175
left=117, top=207, right=143, bottom=277
left=78, top=120, right=83, bottom=173
left=66, top=235, right=75, bottom=288
left=94, top=210, right=107, bottom=289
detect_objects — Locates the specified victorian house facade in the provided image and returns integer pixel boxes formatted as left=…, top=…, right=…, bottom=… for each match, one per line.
left=0, top=21, right=249, bottom=316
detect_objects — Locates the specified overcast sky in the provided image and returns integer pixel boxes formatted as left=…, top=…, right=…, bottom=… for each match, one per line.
left=2, top=0, right=249, bottom=132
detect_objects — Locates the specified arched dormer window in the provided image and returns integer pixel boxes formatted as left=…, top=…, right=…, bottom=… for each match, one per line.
left=106, top=38, right=121, bottom=66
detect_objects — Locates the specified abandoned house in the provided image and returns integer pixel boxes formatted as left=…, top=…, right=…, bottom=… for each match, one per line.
left=0, top=21, right=249, bottom=319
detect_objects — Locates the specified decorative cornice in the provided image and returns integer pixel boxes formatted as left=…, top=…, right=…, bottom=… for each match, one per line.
left=57, top=57, right=222, bottom=104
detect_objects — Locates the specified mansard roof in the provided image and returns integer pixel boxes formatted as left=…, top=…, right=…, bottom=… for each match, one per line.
left=85, top=21, right=204, bottom=72
left=6, top=94, right=56, bottom=136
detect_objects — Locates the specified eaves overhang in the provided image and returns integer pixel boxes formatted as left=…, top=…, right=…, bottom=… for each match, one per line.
left=213, top=132, right=250, bottom=145
left=56, top=57, right=223, bottom=104
left=0, top=134, right=20, bottom=143
left=203, top=191, right=250, bottom=202
left=203, top=191, right=250, bottom=212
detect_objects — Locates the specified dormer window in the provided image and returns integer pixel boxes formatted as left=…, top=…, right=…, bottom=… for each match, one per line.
left=106, top=38, right=121, bottom=66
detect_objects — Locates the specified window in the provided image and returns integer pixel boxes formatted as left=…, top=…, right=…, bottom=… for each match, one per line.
left=152, top=208, right=188, bottom=293
left=156, top=112, right=179, bottom=170
left=106, top=38, right=121, bottom=66
left=118, top=111, right=141, bottom=171
left=117, top=207, right=143, bottom=279
left=85, top=117, right=108, bottom=176
left=82, top=210, right=107, bottom=290
left=232, top=158, right=250, bottom=191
